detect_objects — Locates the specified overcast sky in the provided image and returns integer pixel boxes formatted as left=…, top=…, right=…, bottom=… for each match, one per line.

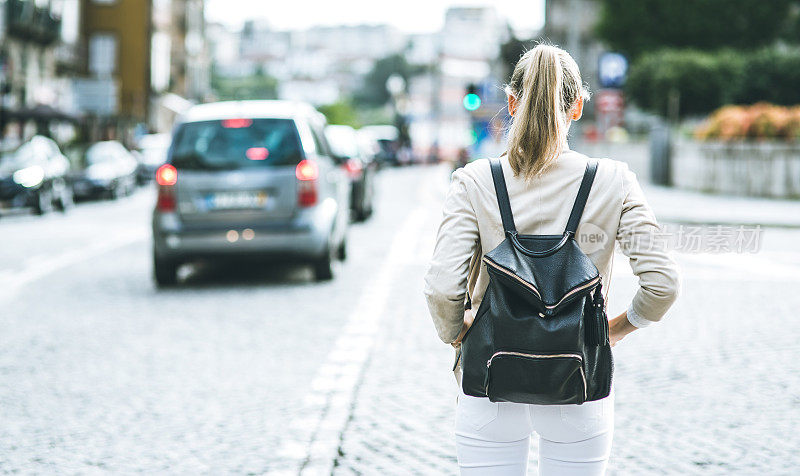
left=205, top=0, right=545, bottom=36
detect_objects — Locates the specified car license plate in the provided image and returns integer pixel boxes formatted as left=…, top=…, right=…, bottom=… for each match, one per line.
left=206, top=191, right=268, bottom=210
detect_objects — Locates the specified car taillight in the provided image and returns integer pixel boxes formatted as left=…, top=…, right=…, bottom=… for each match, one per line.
left=296, top=159, right=318, bottom=207
left=156, top=187, right=176, bottom=212
left=344, top=158, right=363, bottom=179
left=295, top=159, right=318, bottom=181
left=156, top=164, right=177, bottom=186
left=156, top=164, right=177, bottom=212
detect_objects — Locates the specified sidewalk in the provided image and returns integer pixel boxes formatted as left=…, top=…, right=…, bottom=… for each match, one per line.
left=642, top=183, right=800, bottom=228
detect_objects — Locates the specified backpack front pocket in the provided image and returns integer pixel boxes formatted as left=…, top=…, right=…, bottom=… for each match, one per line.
left=484, top=351, right=587, bottom=405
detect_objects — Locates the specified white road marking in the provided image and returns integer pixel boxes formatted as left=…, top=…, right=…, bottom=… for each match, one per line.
left=0, top=229, right=148, bottom=303
left=273, top=179, right=434, bottom=475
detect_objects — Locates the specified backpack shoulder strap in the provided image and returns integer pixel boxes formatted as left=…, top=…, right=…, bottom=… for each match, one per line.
left=564, top=159, right=599, bottom=235
left=489, top=158, right=517, bottom=235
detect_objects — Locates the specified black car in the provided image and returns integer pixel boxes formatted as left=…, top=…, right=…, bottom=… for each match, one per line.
left=68, top=141, right=139, bottom=200
left=325, top=124, right=376, bottom=221
left=134, top=133, right=171, bottom=184
left=0, top=135, right=73, bottom=215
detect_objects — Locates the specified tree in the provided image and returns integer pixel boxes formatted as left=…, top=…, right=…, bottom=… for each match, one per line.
left=499, top=32, right=537, bottom=82
left=596, top=0, right=795, bottom=59
left=353, top=54, right=423, bottom=107
left=624, top=47, right=800, bottom=118
left=318, top=100, right=360, bottom=128
left=210, top=66, right=278, bottom=101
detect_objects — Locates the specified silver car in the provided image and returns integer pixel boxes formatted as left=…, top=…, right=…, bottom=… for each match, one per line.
left=152, top=100, right=350, bottom=286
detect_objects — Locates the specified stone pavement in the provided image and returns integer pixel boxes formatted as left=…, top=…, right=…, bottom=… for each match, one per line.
left=329, top=165, right=800, bottom=475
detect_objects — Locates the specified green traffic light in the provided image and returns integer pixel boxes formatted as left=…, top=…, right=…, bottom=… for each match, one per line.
left=463, top=93, right=481, bottom=111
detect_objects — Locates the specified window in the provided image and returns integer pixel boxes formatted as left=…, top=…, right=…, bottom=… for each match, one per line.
left=171, top=119, right=304, bottom=170
left=89, top=33, right=117, bottom=77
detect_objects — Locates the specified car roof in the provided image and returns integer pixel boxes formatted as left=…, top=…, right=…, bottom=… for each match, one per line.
left=179, top=100, right=322, bottom=124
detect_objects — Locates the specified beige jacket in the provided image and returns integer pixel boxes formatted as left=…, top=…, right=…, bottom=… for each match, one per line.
left=423, top=147, right=681, bottom=380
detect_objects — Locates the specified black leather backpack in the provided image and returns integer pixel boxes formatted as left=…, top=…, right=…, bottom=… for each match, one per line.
left=460, top=158, right=613, bottom=405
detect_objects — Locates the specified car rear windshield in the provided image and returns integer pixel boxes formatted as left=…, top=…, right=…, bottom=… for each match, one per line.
left=170, top=118, right=303, bottom=170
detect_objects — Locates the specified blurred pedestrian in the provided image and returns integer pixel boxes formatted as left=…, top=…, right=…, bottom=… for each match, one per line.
left=424, top=44, right=680, bottom=475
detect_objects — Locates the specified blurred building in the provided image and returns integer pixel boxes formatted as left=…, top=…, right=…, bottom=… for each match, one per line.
left=406, top=6, right=510, bottom=158
left=0, top=0, right=210, bottom=147
left=81, top=0, right=210, bottom=137
left=0, top=0, right=82, bottom=145
left=542, top=0, right=603, bottom=118
left=228, top=21, right=405, bottom=106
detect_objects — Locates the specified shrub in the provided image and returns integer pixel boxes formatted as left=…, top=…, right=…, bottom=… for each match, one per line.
left=695, top=103, right=800, bottom=141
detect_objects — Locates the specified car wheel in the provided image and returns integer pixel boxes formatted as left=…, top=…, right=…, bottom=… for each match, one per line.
left=55, top=182, right=74, bottom=212
left=313, top=246, right=334, bottom=281
left=337, top=237, right=347, bottom=261
left=33, top=187, right=55, bottom=215
left=154, top=254, right=179, bottom=287
left=111, top=182, right=123, bottom=200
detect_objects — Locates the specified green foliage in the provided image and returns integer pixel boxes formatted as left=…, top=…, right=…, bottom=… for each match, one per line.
left=596, top=0, right=796, bottom=59
left=210, top=68, right=278, bottom=101
left=499, top=33, right=537, bottom=82
left=738, top=47, right=800, bottom=106
left=625, top=47, right=800, bottom=118
left=318, top=100, right=361, bottom=128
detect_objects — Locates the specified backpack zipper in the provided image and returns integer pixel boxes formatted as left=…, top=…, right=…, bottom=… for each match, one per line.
left=485, top=351, right=588, bottom=401
left=483, top=257, right=600, bottom=311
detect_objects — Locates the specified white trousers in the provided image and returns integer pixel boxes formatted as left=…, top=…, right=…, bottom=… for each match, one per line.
left=455, top=385, right=615, bottom=475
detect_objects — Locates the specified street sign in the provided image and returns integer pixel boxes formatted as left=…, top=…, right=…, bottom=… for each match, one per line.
left=598, top=52, right=628, bottom=89
left=596, top=89, right=624, bottom=114
left=596, top=88, right=624, bottom=135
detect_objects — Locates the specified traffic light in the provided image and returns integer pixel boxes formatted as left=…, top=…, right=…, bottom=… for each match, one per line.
left=463, top=83, right=481, bottom=111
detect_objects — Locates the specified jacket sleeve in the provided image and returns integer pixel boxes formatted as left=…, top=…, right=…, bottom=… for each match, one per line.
left=424, top=168, right=480, bottom=344
left=616, top=163, right=681, bottom=327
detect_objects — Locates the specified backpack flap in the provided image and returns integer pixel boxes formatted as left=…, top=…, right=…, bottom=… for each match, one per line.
left=483, top=237, right=600, bottom=317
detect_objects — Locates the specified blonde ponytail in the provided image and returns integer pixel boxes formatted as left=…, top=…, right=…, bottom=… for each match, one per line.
left=505, top=44, right=589, bottom=179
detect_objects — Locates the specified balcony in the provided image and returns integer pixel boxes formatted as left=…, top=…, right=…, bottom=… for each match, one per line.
left=6, top=0, right=62, bottom=46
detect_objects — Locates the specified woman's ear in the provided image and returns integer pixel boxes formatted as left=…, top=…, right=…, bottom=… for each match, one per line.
left=572, top=96, right=584, bottom=121
left=508, top=94, right=518, bottom=116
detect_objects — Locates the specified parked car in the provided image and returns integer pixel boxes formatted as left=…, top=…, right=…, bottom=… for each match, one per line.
left=359, top=125, right=399, bottom=166
left=152, top=100, right=351, bottom=286
left=325, top=124, right=375, bottom=222
left=134, top=133, right=171, bottom=184
left=0, top=135, right=73, bottom=215
left=68, top=141, right=138, bottom=200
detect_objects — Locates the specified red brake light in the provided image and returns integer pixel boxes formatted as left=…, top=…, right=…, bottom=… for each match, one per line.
left=295, top=160, right=318, bottom=181
left=344, top=158, right=363, bottom=178
left=156, top=164, right=177, bottom=186
left=246, top=147, right=269, bottom=160
left=157, top=189, right=176, bottom=212
left=222, top=118, right=253, bottom=128
left=296, top=160, right=318, bottom=207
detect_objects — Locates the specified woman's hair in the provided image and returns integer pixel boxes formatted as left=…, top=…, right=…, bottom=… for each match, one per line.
left=504, top=44, right=590, bottom=179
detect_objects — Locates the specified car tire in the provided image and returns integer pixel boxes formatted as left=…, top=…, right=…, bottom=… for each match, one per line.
left=111, top=182, right=123, bottom=200
left=55, top=181, right=74, bottom=212
left=154, top=255, right=179, bottom=287
left=33, top=187, right=54, bottom=215
left=337, top=237, right=347, bottom=261
left=313, top=246, right=334, bottom=281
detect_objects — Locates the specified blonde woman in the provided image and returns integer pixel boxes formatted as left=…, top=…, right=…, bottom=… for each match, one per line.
left=424, top=44, right=680, bottom=475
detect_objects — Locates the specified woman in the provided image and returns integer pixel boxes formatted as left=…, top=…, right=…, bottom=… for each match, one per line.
left=423, top=44, right=680, bottom=475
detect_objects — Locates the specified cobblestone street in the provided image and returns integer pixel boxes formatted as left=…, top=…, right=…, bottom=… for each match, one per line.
left=1, top=164, right=799, bottom=474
